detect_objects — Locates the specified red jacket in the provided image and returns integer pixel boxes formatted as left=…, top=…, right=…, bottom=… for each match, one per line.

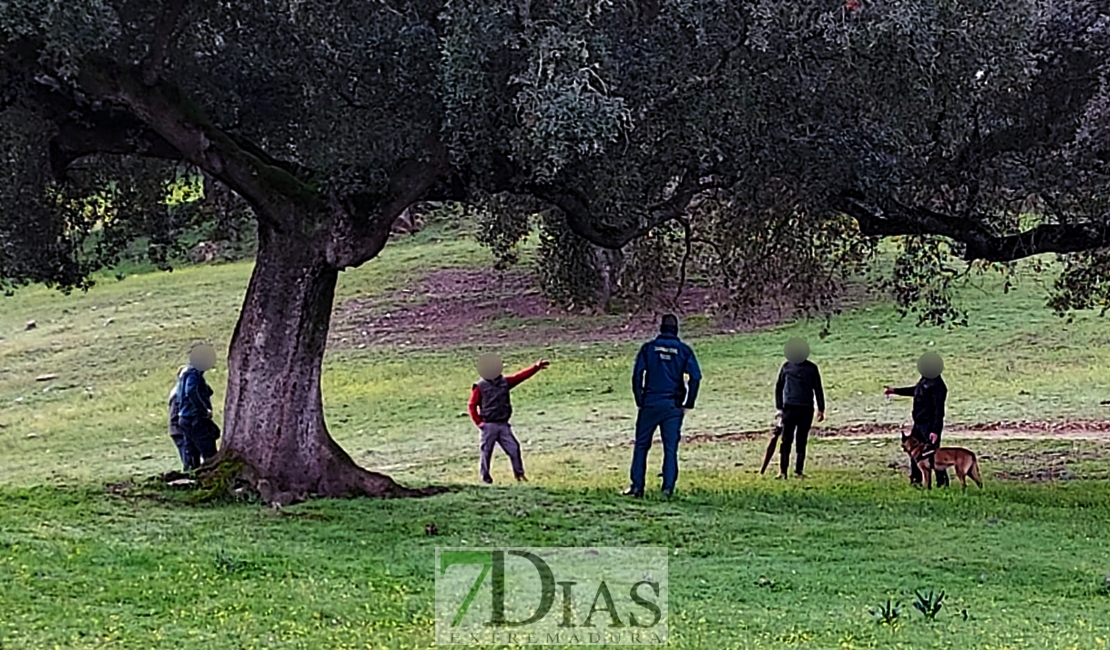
left=468, top=364, right=542, bottom=426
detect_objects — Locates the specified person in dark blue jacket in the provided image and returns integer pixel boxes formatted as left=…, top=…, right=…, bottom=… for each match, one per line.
left=175, top=343, right=220, bottom=470
left=624, top=314, right=702, bottom=498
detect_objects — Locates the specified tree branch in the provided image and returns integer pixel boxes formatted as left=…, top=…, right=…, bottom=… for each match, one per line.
left=326, top=138, right=453, bottom=269
left=142, top=0, right=192, bottom=86
left=527, top=165, right=708, bottom=249
left=73, top=59, right=314, bottom=233
left=48, top=110, right=182, bottom=179
left=675, top=216, right=693, bottom=302
left=836, top=190, right=1110, bottom=262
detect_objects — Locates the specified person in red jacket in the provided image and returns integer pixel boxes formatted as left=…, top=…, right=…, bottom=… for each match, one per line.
left=469, top=354, right=550, bottom=483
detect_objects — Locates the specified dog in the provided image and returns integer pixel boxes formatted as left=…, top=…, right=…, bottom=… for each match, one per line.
left=901, top=435, right=983, bottom=490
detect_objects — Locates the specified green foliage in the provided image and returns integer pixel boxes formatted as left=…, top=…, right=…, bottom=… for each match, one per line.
left=3, top=0, right=1110, bottom=321
left=614, top=224, right=682, bottom=308
left=471, top=195, right=532, bottom=270
left=535, top=210, right=604, bottom=310
left=885, top=237, right=968, bottom=328
left=1049, top=250, right=1110, bottom=317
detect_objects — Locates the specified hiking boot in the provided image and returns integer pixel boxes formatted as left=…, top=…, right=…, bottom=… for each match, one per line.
left=481, top=475, right=494, bottom=485
left=776, top=473, right=787, bottom=480
left=661, top=489, right=674, bottom=498
left=515, top=474, right=528, bottom=482
left=621, top=487, right=644, bottom=499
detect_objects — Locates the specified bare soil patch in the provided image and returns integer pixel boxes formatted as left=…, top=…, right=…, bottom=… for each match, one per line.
left=685, top=419, right=1110, bottom=445
left=330, top=268, right=796, bottom=348
left=687, top=420, right=1110, bottom=483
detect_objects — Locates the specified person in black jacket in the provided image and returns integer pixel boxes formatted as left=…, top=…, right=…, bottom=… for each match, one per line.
left=884, top=352, right=949, bottom=487
left=774, top=338, right=825, bottom=478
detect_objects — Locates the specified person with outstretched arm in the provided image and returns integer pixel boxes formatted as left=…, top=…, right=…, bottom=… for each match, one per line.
left=774, top=338, right=826, bottom=479
left=884, top=352, right=949, bottom=487
left=624, top=314, right=702, bottom=498
left=469, top=354, right=550, bottom=484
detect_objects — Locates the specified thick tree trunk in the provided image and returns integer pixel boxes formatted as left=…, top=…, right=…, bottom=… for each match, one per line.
left=215, top=226, right=431, bottom=504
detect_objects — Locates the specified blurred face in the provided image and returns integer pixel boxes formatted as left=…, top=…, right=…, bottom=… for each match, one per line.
left=189, top=345, right=217, bottom=372
left=784, top=338, right=810, bottom=364
left=917, top=352, right=944, bottom=379
left=477, top=354, right=504, bottom=381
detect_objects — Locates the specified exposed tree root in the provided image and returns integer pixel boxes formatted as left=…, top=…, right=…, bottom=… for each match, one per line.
left=189, top=451, right=449, bottom=506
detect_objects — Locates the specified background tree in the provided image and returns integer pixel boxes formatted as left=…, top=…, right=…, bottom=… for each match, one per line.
left=2, top=0, right=1108, bottom=501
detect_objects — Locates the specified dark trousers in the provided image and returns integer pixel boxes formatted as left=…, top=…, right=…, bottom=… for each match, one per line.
left=170, top=427, right=192, bottom=471
left=909, top=427, right=949, bottom=487
left=630, top=404, right=684, bottom=494
left=478, top=422, right=525, bottom=480
left=780, top=406, right=814, bottom=475
left=178, top=417, right=219, bottom=470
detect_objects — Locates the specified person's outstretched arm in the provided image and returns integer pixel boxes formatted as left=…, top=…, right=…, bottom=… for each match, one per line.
left=681, top=348, right=702, bottom=409
left=774, top=366, right=785, bottom=411
left=632, top=346, right=647, bottom=408
left=889, top=385, right=915, bottom=397
left=468, top=386, right=483, bottom=426
left=506, top=360, right=549, bottom=388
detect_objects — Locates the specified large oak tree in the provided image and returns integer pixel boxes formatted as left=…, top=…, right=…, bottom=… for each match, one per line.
left=2, top=0, right=1108, bottom=501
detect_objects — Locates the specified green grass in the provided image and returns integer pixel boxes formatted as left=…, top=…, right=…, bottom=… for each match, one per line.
left=2, top=227, right=1110, bottom=649
left=3, top=470, right=1110, bottom=649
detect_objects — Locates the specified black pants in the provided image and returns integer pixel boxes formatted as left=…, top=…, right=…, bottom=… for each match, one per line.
left=179, top=417, right=220, bottom=470
left=780, top=406, right=814, bottom=475
left=909, top=428, right=949, bottom=487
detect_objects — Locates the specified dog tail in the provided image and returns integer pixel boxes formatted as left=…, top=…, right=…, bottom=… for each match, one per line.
left=969, top=456, right=984, bottom=488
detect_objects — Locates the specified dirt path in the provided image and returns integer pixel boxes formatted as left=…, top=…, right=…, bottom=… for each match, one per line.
left=686, top=419, right=1110, bottom=444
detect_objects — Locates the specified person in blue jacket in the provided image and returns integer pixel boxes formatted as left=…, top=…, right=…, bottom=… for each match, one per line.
left=168, top=366, right=190, bottom=470
left=175, top=343, right=220, bottom=470
left=624, top=314, right=702, bottom=498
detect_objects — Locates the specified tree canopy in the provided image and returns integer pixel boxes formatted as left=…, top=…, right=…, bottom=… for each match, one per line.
left=2, top=0, right=1109, bottom=499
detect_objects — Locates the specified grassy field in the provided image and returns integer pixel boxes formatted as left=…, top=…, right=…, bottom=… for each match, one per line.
left=2, top=226, right=1110, bottom=649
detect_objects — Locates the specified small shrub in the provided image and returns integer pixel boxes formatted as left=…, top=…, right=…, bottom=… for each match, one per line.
left=869, top=599, right=902, bottom=626
left=913, top=589, right=945, bottom=621
left=215, top=551, right=247, bottom=575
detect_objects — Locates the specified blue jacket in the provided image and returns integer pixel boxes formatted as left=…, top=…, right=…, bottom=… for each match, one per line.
left=176, top=366, right=213, bottom=421
left=632, top=333, right=702, bottom=409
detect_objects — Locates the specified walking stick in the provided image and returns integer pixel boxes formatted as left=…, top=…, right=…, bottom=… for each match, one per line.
left=760, top=413, right=783, bottom=475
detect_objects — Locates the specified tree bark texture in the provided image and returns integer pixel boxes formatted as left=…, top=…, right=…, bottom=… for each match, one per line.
left=216, top=223, right=433, bottom=503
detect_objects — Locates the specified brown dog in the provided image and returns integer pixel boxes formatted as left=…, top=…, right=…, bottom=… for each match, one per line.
left=901, top=436, right=983, bottom=490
